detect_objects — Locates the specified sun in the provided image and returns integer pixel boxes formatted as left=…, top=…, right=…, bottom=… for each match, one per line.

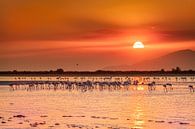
left=133, top=41, right=145, bottom=49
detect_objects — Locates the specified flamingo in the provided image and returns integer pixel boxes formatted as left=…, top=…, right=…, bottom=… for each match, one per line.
left=189, top=85, right=194, bottom=92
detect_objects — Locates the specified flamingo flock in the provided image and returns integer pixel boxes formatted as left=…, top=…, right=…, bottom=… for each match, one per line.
left=9, top=80, right=131, bottom=91
left=8, top=77, right=194, bottom=93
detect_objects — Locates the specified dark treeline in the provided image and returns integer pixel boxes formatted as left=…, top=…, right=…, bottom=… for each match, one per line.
left=0, top=67, right=195, bottom=76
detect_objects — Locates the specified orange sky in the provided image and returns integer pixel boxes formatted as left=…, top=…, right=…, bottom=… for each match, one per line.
left=0, top=0, right=195, bottom=71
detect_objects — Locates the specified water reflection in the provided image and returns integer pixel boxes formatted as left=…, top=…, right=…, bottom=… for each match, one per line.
left=136, top=85, right=145, bottom=91
left=0, top=84, right=194, bottom=129
left=132, top=104, right=145, bottom=129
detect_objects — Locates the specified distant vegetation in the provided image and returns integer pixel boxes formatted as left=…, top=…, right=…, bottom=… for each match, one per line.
left=0, top=67, right=194, bottom=76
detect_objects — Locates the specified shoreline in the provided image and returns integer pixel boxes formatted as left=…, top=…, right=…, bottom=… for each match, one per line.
left=0, top=72, right=195, bottom=77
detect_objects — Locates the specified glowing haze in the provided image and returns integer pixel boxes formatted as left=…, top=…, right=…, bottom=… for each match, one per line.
left=0, top=0, right=195, bottom=71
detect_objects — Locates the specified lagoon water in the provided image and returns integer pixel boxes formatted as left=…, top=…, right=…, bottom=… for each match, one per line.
left=0, top=76, right=195, bottom=129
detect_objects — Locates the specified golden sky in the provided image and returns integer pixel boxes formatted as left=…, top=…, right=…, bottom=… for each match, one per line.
left=0, top=0, right=195, bottom=70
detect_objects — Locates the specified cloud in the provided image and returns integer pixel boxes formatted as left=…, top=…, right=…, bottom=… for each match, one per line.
left=156, top=30, right=195, bottom=42
left=1, top=0, right=195, bottom=42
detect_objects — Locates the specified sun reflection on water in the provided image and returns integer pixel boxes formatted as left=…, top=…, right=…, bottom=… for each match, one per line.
left=132, top=103, right=145, bottom=129
left=137, top=86, right=144, bottom=91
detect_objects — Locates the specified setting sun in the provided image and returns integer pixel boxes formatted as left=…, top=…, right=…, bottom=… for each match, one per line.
left=133, top=41, right=145, bottom=49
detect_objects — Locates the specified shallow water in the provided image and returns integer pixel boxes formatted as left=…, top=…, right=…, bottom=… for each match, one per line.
left=0, top=84, right=195, bottom=129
